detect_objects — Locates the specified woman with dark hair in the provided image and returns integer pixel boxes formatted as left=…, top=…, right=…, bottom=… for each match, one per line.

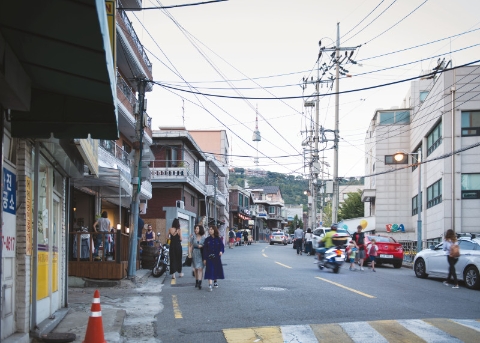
left=443, top=229, right=460, bottom=288
left=168, top=218, right=183, bottom=279
left=203, top=225, right=224, bottom=292
left=189, top=224, right=205, bottom=289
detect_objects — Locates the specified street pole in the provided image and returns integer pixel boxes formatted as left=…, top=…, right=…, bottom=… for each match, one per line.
left=313, top=58, right=320, bottom=230
left=214, top=173, right=218, bottom=226
left=417, top=150, right=422, bottom=252
left=127, top=79, right=146, bottom=278
left=332, top=22, right=340, bottom=224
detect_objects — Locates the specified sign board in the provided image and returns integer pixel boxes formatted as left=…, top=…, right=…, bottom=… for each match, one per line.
left=2, top=166, right=16, bottom=257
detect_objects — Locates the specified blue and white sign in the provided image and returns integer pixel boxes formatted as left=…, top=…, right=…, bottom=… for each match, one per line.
left=3, top=167, right=16, bottom=214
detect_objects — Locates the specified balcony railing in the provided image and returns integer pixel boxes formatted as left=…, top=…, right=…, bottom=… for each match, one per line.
left=117, top=72, right=137, bottom=107
left=100, top=140, right=131, bottom=167
left=118, top=9, right=152, bottom=72
left=150, top=160, right=206, bottom=193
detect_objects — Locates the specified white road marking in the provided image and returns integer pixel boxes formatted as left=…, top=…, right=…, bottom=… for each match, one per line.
left=339, top=322, right=388, bottom=343
left=281, top=324, right=317, bottom=343
left=451, top=318, right=480, bottom=332
left=398, top=319, right=463, bottom=343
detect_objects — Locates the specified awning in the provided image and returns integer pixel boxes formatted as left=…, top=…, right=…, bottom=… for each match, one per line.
left=0, top=0, right=118, bottom=139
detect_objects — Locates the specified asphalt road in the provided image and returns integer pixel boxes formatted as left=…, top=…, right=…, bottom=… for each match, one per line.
left=155, top=242, right=480, bottom=343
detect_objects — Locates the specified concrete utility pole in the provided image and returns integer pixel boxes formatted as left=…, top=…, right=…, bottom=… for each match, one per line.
left=214, top=173, right=218, bottom=226
left=127, top=79, right=146, bottom=278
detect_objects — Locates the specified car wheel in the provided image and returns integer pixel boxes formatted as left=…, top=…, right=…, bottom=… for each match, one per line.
left=464, top=265, right=480, bottom=289
left=393, top=261, right=402, bottom=269
left=414, top=258, right=428, bottom=278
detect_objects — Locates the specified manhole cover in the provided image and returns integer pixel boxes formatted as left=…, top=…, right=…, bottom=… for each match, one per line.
left=260, top=287, right=286, bottom=291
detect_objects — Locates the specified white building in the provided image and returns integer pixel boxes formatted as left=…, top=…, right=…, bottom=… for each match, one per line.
left=362, top=65, right=480, bottom=245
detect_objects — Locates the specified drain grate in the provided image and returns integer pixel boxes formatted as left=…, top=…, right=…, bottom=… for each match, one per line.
left=260, top=287, right=286, bottom=291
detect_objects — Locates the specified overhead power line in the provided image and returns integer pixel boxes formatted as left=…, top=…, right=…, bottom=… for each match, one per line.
left=119, top=0, right=227, bottom=10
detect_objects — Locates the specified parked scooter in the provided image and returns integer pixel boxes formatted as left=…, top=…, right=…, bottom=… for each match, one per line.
left=316, top=246, right=345, bottom=273
left=152, top=232, right=169, bottom=277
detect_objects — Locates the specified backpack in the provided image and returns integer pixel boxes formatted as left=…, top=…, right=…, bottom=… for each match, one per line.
left=229, top=231, right=235, bottom=238
left=450, top=244, right=460, bottom=258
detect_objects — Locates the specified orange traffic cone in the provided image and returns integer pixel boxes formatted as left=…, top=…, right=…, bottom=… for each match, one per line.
left=83, top=290, right=106, bottom=343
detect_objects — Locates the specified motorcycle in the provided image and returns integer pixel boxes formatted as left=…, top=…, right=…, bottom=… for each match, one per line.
left=152, top=233, right=170, bottom=278
left=316, top=246, right=345, bottom=273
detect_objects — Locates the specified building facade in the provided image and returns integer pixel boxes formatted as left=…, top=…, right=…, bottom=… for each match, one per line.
left=248, top=186, right=285, bottom=241
left=363, top=66, right=480, bottom=245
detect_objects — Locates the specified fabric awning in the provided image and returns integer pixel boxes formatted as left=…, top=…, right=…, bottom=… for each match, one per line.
left=1, top=0, right=118, bottom=139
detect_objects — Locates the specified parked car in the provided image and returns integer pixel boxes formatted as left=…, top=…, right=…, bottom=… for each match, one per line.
left=287, top=234, right=294, bottom=244
left=413, top=236, right=480, bottom=289
left=270, top=232, right=288, bottom=245
left=362, top=235, right=404, bottom=269
left=311, top=227, right=350, bottom=251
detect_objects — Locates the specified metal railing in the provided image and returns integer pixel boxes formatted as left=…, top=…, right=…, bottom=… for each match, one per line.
left=100, top=140, right=131, bottom=167
left=150, top=160, right=206, bottom=193
left=118, top=9, right=152, bottom=72
left=70, top=231, right=129, bottom=262
left=117, top=72, right=137, bottom=107
left=399, top=238, right=442, bottom=263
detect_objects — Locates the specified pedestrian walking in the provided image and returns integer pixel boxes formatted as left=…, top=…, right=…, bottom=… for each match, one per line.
left=443, top=229, right=460, bottom=289
left=243, top=229, right=249, bottom=246
left=304, top=228, right=313, bottom=255
left=203, top=225, right=225, bottom=292
left=348, top=240, right=358, bottom=271
left=228, top=228, right=235, bottom=249
left=367, top=239, right=378, bottom=272
left=168, top=218, right=183, bottom=279
left=294, top=225, right=304, bottom=255
left=189, top=224, right=205, bottom=289
left=352, top=225, right=366, bottom=270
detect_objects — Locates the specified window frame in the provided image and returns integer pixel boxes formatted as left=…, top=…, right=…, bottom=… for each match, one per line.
left=378, top=110, right=411, bottom=125
left=461, top=173, right=480, bottom=199
left=461, top=111, right=480, bottom=137
left=268, top=206, right=276, bottom=214
left=419, top=91, right=429, bottom=102
left=427, top=121, right=442, bottom=156
left=412, top=192, right=422, bottom=216
left=427, top=179, right=442, bottom=209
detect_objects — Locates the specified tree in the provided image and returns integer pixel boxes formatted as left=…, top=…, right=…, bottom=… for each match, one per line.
left=338, top=190, right=364, bottom=221
left=288, top=215, right=303, bottom=234
left=322, top=202, right=332, bottom=227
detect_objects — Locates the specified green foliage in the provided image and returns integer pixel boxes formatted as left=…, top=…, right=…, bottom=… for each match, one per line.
left=288, top=215, right=303, bottom=234
left=322, top=202, right=332, bottom=227
left=229, top=171, right=309, bottom=205
left=338, top=190, right=364, bottom=221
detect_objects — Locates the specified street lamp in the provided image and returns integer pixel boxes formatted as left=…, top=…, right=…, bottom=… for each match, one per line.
left=394, top=150, right=422, bottom=252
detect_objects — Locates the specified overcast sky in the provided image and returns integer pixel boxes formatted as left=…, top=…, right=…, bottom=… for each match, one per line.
left=129, top=0, right=480, bottom=179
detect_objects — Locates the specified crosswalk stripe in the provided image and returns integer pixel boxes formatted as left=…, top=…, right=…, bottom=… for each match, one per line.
left=397, top=319, right=462, bottom=343
left=340, top=321, right=389, bottom=343
left=280, top=325, right=317, bottom=342
left=452, top=318, right=480, bottom=332
left=222, top=319, right=480, bottom=343
left=310, top=323, right=354, bottom=342
left=223, top=326, right=282, bottom=343
left=425, top=318, right=480, bottom=343
left=368, top=320, right=425, bottom=343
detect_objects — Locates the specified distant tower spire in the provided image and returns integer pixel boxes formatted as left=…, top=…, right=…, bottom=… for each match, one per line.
left=252, top=104, right=261, bottom=169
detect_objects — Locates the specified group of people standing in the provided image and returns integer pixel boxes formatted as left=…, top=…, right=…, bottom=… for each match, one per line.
left=167, top=218, right=225, bottom=292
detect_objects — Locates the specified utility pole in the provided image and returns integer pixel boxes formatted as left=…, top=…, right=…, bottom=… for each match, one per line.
left=214, top=173, right=218, bottom=226
left=127, top=79, right=146, bottom=278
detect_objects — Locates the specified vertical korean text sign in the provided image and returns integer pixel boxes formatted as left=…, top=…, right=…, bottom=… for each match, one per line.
left=3, top=167, right=16, bottom=257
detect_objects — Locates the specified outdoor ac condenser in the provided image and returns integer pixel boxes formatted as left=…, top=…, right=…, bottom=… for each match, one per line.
left=176, top=200, right=185, bottom=209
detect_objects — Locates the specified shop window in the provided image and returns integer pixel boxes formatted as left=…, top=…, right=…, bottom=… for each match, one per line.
left=461, top=173, right=480, bottom=199
left=427, top=179, right=442, bottom=208
left=461, top=111, right=480, bottom=136
left=427, top=122, right=442, bottom=156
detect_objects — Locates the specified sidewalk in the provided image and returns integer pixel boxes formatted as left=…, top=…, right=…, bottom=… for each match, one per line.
left=32, top=268, right=156, bottom=343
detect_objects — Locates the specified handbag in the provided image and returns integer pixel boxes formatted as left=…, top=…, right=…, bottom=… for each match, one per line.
left=183, top=256, right=193, bottom=267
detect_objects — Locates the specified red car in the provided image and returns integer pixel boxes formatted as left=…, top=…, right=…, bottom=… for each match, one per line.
left=359, top=235, right=404, bottom=269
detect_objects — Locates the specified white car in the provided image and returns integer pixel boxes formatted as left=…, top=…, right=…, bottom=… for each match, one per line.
left=413, top=236, right=480, bottom=290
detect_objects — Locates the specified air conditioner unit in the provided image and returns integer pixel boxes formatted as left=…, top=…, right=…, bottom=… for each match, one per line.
left=176, top=200, right=185, bottom=209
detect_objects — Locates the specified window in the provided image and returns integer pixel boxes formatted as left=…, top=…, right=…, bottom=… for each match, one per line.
left=412, top=192, right=422, bottom=215
left=166, top=147, right=178, bottom=167
left=191, top=195, right=195, bottom=207
left=239, top=193, right=244, bottom=206
left=193, top=161, right=199, bottom=177
left=269, top=206, right=275, bottom=214
left=385, top=154, right=408, bottom=165
left=461, top=173, right=480, bottom=199
left=378, top=110, right=410, bottom=125
left=244, top=197, right=249, bottom=207
left=419, top=91, right=429, bottom=102
left=458, top=240, right=477, bottom=251
left=461, top=111, right=480, bottom=136
left=412, top=146, right=422, bottom=171
left=427, top=122, right=442, bottom=156
left=427, top=179, right=442, bottom=208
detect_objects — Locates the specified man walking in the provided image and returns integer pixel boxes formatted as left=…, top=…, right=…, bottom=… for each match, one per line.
left=352, top=225, right=366, bottom=270
left=294, top=225, right=304, bottom=255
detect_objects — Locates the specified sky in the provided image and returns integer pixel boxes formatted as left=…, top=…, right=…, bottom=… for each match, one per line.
left=128, top=0, right=480, bottom=179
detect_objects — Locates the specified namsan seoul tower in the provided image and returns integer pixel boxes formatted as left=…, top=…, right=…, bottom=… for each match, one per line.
left=252, top=105, right=261, bottom=168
